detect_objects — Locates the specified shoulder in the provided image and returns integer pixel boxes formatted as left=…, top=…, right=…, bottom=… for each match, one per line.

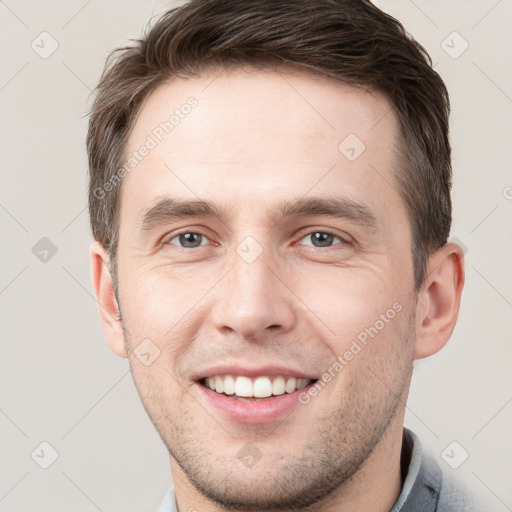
left=431, top=457, right=475, bottom=511
left=438, top=468, right=502, bottom=512
left=396, top=429, right=482, bottom=512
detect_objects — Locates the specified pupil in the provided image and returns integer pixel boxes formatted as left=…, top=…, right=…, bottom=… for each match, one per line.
left=180, top=233, right=201, bottom=247
left=312, top=232, right=333, bottom=247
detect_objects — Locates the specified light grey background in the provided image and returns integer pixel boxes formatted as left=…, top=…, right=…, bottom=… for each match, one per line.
left=1, top=0, right=511, bottom=510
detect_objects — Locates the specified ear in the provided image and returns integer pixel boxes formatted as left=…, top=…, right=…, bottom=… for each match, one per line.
left=414, top=242, right=465, bottom=360
left=89, top=241, right=127, bottom=358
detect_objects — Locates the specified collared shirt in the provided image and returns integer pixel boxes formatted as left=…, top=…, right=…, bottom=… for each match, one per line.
left=157, top=428, right=476, bottom=511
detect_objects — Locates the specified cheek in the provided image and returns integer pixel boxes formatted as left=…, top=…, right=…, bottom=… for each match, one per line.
left=128, top=355, right=190, bottom=440
left=290, top=267, right=406, bottom=351
left=117, top=261, right=226, bottom=389
left=117, top=260, right=210, bottom=339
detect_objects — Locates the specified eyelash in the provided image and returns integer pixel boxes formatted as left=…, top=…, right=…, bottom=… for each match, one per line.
left=165, top=229, right=349, bottom=249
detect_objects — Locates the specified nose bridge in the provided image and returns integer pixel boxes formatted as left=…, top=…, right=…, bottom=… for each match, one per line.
left=211, top=237, right=295, bottom=339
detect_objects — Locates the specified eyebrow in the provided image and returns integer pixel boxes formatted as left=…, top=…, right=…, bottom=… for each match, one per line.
left=139, top=198, right=236, bottom=231
left=139, top=196, right=377, bottom=232
left=272, top=197, right=377, bottom=228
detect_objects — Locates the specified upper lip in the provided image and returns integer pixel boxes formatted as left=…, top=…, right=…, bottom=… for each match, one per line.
left=191, top=364, right=319, bottom=382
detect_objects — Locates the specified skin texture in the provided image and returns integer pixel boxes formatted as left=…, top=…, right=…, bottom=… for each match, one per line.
left=90, top=68, right=464, bottom=512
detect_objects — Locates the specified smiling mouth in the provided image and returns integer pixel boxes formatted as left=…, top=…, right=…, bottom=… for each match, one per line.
left=199, top=375, right=317, bottom=400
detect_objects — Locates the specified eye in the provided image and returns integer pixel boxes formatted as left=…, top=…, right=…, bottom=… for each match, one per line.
left=298, top=231, right=345, bottom=248
left=167, top=231, right=209, bottom=248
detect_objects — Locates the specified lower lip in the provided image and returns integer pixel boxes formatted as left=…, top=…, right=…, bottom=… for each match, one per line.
left=195, top=382, right=315, bottom=424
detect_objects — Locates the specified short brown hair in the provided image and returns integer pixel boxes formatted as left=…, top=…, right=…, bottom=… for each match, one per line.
left=87, top=0, right=451, bottom=290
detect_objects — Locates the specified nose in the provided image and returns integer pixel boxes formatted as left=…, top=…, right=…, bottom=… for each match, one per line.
left=210, top=249, right=296, bottom=341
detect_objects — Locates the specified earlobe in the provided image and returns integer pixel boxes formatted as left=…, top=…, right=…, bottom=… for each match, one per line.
left=89, top=241, right=128, bottom=358
left=414, top=242, right=465, bottom=360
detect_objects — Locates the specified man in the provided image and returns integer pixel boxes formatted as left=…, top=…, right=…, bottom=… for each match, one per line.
left=87, top=0, right=475, bottom=510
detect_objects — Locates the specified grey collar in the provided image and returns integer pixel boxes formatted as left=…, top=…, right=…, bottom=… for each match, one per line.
left=392, top=428, right=442, bottom=511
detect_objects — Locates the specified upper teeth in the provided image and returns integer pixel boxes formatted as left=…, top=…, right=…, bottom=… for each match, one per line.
left=204, top=375, right=312, bottom=398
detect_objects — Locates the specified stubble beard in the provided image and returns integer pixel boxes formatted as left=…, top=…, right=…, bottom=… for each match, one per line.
left=120, top=301, right=416, bottom=511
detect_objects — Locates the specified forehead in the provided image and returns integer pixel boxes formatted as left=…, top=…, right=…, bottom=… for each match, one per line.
left=121, top=67, right=404, bottom=226
left=128, top=66, right=395, bottom=150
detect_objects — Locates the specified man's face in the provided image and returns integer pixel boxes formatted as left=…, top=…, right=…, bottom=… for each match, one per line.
left=116, top=68, right=418, bottom=508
